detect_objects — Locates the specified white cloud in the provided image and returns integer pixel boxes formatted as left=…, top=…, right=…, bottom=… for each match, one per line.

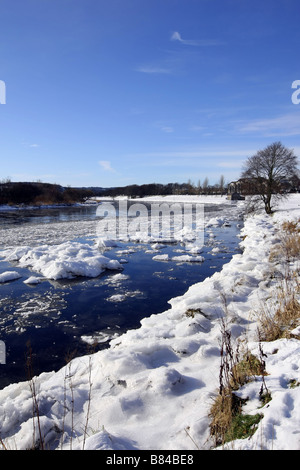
left=136, top=31, right=223, bottom=77
left=21, top=142, right=40, bottom=148
left=130, top=149, right=255, bottom=160
left=170, top=31, right=223, bottom=46
left=161, top=126, right=174, bottom=133
left=216, top=160, right=245, bottom=169
left=171, top=31, right=184, bottom=42
left=237, top=113, right=300, bottom=137
left=136, top=65, right=172, bottom=74
left=99, top=160, right=115, bottom=172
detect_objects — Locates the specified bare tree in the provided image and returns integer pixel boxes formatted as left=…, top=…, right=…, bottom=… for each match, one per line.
left=219, top=175, right=225, bottom=195
left=202, top=177, right=209, bottom=194
left=196, top=179, right=201, bottom=195
left=241, top=142, right=298, bottom=214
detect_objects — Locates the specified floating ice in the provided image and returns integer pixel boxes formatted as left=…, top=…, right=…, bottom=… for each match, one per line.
left=172, top=255, right=205, bottom=263
left=81, top=331, right=119, bottom=345
left=0, top=271, right=21, bottom=283
left=1, top=241, right=123, bottom=280
left=153, top=254, right=204, bottom=263
left=205, top=217, right=224, bottom=227
left=23, top=276, right=43, bottom=285
left=106, top=290, right=144, bottom=303
left=106, top=294, right=127, bottom=302
left=106, top=273, right=130, bottom=284
left=153, top=254, right=169, bottom=261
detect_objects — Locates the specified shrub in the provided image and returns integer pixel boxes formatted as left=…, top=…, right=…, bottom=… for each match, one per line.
left=209, top=317, right=267, bottom=447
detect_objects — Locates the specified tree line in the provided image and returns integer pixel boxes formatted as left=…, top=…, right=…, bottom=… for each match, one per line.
left=0, top=181, right=94, bottom=205
left=100, top=176, right=226, bottom=198
left=0, top=178, right=226, bottom=206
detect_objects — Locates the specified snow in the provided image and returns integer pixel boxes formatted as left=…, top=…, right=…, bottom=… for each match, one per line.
left=153, top=254, right=205, bottom=263
left=0, top=194, right=300, bottom=450
left=171, top=255, right=205, bottom=263
left=81, top=332, right=119, bottom=345
left=153, top=254, right=170, bottom=261
left=0, top=241, right=123, bottom=280
left=0, top=271, right=21, bottom=283
left=107, top=290, right=144, bottom=303
left=107, top=293, right=127, bottom=302
left=110, top=194, right=229, bottom=205
left=23, top=276, right=43, bottom=285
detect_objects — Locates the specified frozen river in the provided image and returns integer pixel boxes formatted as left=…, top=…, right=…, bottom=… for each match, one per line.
left=0, top=200, right=243, bottom=388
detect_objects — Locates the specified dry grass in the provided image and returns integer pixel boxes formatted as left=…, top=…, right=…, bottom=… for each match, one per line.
left=280, top=219, right=300, bottom=261
left=258, top=218, right=300, bottom=342
left=231, top=352, right=267, bottom=388
left=209, top=317, right=267, bottom=447
left=209, top=391, right=238, bottom=444
left=257, top=293, right=300, bottom=342
left=270, top=218, right=300, bottom=263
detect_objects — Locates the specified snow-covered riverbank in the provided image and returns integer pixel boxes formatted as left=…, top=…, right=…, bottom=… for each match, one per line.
left=0, top=194, right=300, bottom=450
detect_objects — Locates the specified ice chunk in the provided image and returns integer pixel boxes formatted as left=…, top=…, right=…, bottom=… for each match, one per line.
left=1, top=241, right=122, bottom=280
left=153, top=254, right=169, bottom=261
left=0, top=271, right=21, bottom=283
left=23, top=276, right=43, bottom=285
left=172, top=255, right=204, bottom=263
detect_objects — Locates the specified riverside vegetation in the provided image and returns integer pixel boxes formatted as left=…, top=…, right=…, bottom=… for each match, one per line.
left=209, top=217, right=300, bottom=448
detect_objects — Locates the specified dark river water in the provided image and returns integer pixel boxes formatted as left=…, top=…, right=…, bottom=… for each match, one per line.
left=0, top=202, right=243, bottom=389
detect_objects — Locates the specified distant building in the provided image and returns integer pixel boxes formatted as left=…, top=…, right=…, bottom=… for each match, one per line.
left=227, top=175, right=300, bottom=200
left=227, top=178, right=254, bottom=200
left=280, top=175, right=300, bottom=193
left=227, top=191, right=245, bottom=200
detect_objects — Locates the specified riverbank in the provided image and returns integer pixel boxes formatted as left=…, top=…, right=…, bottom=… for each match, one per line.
left=0, top=194, right=300, bottom=450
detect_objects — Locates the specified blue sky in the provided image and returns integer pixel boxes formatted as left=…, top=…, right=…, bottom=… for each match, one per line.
left=0, top=0, right=299, bottom=188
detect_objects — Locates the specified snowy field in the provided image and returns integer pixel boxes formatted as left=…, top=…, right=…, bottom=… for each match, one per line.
left=0, top=194, right=300, bottom=450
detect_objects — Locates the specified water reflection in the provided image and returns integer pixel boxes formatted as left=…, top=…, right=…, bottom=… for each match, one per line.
left=0, top=204, right=98, bottom=227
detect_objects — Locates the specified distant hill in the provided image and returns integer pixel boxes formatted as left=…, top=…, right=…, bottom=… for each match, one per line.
left=0, top=182, right=94, bottom=205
